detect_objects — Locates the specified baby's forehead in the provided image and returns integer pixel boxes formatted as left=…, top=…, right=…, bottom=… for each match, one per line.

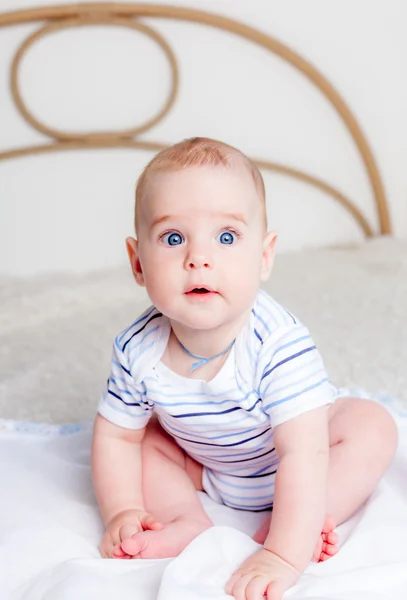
left=135, top=162, right=266, bottom=234
left=147, top=164, right=258, bottom=207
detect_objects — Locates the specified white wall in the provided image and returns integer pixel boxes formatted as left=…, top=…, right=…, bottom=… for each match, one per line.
left=1, top=0, right=406, bottom=275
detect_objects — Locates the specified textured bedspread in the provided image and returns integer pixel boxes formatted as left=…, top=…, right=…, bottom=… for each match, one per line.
left=1, top=395, right=407, bottom=600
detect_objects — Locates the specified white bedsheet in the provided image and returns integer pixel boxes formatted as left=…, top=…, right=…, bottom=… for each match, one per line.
left=2, top=397, right=407, bottom=600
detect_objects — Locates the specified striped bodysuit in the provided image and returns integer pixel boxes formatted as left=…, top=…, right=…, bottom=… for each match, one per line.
left=98, top=290, right=336, bottom=511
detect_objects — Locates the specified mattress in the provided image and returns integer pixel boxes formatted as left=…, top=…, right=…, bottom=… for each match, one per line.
left=0, top=236, right=406, bottom=423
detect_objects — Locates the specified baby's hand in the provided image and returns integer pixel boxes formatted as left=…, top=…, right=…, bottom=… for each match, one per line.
left=99, top=508, right=164, bottom=559
left=226, top=548, right=300, bottom=600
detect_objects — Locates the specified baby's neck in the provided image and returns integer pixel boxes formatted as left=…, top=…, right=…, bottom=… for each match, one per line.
left=169, top=309, right=250, bottom=358
left=161, top=309, right=250, bottom=381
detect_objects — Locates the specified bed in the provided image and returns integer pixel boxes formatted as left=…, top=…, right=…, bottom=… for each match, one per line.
left=1, top=3, right=407, bottom=599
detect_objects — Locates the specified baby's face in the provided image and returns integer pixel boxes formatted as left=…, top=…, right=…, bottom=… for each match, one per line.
left=130, top=165, right=276, bottom=331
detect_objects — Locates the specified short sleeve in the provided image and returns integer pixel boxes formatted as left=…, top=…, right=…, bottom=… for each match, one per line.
left=258, top=323, right=336, bottom=427
left=97, top=337, right=153, bottom=429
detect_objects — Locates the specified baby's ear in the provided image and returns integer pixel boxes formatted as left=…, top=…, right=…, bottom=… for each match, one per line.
left=260, top=231, right=278, bottom=282
left=125, top=237, right=145, bottom=286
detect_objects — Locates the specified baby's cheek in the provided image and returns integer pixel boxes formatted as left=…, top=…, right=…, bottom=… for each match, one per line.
left=234, top=258, right=261, bottom=287
left=230, top=277, right=260, bottom=309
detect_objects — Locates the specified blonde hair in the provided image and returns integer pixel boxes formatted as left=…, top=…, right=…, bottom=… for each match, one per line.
left=134, top=137, right=267, bottom=233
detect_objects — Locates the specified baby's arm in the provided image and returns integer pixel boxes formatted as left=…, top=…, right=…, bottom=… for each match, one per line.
left=226, top=406, right=329, bottom=599
left=91, top=414, right=162, bottom=557
left=264, top=405, right=330, bottom=570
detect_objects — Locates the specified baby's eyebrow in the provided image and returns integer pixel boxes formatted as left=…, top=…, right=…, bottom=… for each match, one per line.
left=150, top=214, right=174, bottom=228
left=219, top=213, right=248, bottom=226
left=149, top=212, right=248, bottom=229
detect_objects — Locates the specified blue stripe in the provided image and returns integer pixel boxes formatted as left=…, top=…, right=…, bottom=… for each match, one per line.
left=109, top=378, right=133, bottom=396
left=107, top=389, right=145, bottom=407
left=129, top=341, right=155, bottom=370
left=149, top=389, right=252, bottom=405
left=161, top=421, right=263, bottom=441
left=211, top=472, right=276, bottom=490
left=262, top=365, right=325, bottom=400
left=170, top=425, right=270, bottom=448
left=262, top=346, right=316, bottom=380
left=128, top=326, right=159, bottom=356
left=173, top=397, right=262, bottom=419
left=274, top=334, right=311, bottom=355
left=251, top=462, right=280, bottom=476
left=112, top=360, right=131, bottom=376
left=169, top=433, right=274, bottom=459
left=199, top=448, right=275, bottom=464
left=260, top=331, right=310, bottom=375
left=118, top=306, right=156, bottom=343
left=285, top=309, right=296, bottom=324
left=157, top=411, right=269, bottom=429
left=189, top=445, right=269, bottom=459
left=230, top=469, right=278, bottom=479
left=206, top=461, right=275, bottom=475
left=252, top=308, right=271, bottom=334
left=192, top=447, right=269, bottom=459
left=224, top=500, right=273, bottom=510
left=186, top=438, right=274, bottom=460
left=122, top=313, right=163, bottom=351
left=262, top=354, right=320, bottom=395
left=263, top=377, right=328, bottom=411
left=255, top=299, right=278, bottom=330
left=254, top=329, right=263, bottom=344
left=219, top=489, right=274, bottom=502
left=100, top=396, right=149, bottom=418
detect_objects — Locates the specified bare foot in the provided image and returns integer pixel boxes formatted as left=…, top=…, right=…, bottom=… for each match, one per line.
left=312, top=515, right=339, bottom=562
left=119, top=516, right=212, bottom=559
left=253, top=514, right=339, bottom=563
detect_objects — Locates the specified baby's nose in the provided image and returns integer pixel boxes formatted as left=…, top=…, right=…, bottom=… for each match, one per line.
left=184, top=245, right=213, bottom=270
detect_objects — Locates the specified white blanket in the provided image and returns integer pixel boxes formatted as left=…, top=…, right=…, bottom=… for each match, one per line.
left=2, top=396, right=407, bottom=600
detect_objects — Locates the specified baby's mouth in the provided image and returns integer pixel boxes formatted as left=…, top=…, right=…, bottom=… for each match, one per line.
left=185, top=287, right=217, bottom=296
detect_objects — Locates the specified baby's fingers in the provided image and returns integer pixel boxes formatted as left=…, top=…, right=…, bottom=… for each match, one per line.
left=99, top=534, right=117, bottom=558
left=227, top=573, right=265, bottom=600
left=140, top=514, right=164, bottom=531
left=119, top=523, right=142, bottom=542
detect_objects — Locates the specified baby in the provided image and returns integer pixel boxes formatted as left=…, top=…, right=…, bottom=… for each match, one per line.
left=91, top=137, right=398, bottom=600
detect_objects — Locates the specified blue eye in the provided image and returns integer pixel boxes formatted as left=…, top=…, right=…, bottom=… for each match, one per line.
left=161, top=232, right=184, bottom=246
left=217, top=230, right=236, bottom=245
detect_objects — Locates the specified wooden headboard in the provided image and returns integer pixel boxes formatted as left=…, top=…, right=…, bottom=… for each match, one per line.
left=0, top=2, right=391, bottom=237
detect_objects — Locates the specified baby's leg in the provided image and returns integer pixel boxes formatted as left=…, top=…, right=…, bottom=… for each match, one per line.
left=254, top=397, right=398, bottom=561
left=325, top=396, right=398, bottom=525
left=119, top=415, right=212, bottom=559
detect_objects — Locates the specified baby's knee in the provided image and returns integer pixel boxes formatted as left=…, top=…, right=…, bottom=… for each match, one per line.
left=361, top=402, right=398, bottom=460
left=333, top=397, right=398, bottom=461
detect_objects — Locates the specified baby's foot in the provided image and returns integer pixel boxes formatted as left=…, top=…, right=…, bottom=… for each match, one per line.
left=312, top=515, right=339, bottom=562
left=253, top=514, right=339, bottom=563
left=119, top=516, right=212, bottom=559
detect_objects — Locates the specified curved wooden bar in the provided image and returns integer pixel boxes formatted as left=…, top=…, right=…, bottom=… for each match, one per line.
left=0, top=3, right=390, bottom=235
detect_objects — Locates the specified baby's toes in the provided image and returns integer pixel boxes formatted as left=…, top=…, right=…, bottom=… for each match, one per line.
left=325, top=531, right=339, bottom=545
left=320, top=548, right=339, bottom=561
left=320, top=542, right=339, bottom=561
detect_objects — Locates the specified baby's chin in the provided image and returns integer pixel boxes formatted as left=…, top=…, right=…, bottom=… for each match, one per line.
left=160, top=292, right=254, bottom=325
left=168, top=312, right=227, bottom=332
left=161, top=304, right=228, bottom=331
